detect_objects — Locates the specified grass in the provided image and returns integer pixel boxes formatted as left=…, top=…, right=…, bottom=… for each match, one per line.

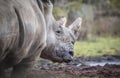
left=74, top=37, right=120, bottom=57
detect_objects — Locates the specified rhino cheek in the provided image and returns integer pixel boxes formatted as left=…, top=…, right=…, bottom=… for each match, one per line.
left=40, top=47, right=64, bottom=62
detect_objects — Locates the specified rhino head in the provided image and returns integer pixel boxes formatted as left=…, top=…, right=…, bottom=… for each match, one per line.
left=41, top=17, right=82, bottom=63
left=40, top=0, right=82, bottom=63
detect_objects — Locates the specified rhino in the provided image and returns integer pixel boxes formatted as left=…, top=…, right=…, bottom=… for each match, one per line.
left=0, top=0, right=82, bottom=78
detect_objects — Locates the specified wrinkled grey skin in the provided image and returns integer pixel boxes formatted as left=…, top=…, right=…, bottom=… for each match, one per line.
left=0, top=0, right=53, bottom=78
left=0, top=0, right=82, bottom=78
left=41, top=25, right=75, bottom=63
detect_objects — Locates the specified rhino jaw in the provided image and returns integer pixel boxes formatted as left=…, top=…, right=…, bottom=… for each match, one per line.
left=40, top=50, right=74, bottom=63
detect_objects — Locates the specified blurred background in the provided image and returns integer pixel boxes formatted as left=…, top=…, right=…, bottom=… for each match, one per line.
left=53, top=0, right=120, bottom=57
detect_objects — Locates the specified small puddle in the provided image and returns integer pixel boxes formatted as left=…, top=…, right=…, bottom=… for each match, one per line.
left=87, top=61, right=120, bottom=66
left=76, top=61, right=120, bottom=67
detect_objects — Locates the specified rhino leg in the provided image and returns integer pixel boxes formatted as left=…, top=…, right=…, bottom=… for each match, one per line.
left=0, top=70, right=6, bottom=78
left=10, top=57, right=34, bottom=78
left=11, top=43, right=46, bottom=78
left=0, top=62, right=10, bottom=78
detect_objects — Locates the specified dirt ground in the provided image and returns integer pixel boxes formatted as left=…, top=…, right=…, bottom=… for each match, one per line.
left=30, top=55, right=120, bottom=78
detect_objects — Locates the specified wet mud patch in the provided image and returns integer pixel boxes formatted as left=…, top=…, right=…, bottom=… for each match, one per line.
left=32, top=64, right=120, bottom=78
left=31, top=55, right=120, bottom=78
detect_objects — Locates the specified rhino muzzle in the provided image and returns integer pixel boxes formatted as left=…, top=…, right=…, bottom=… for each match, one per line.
left=62, top=51, right=73, bottom=63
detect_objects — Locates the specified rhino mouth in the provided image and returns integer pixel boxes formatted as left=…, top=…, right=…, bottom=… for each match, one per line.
left=50, top=55, right=73, bottom=63
left=55, top=51, right=74, bottom=63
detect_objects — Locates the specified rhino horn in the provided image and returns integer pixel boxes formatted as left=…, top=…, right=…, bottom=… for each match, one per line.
left=69, top=17, right=82, bottom=39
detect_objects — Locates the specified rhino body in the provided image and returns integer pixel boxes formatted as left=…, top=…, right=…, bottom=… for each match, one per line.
left=0, top=0, right=47, bottom=78
left=0, top=0, right=82, bottom=78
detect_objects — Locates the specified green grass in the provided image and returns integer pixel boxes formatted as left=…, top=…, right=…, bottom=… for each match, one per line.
left=74, top=37, right=120, bottom=57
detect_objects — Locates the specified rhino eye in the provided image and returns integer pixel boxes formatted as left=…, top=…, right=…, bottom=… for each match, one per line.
left=56, top=28, right=62, bottom=34
left=71, top=41, right=74, bottom=44
left=56, top=30, right=61, bottom=34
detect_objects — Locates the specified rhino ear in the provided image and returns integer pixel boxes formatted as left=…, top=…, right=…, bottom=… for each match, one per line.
left=58, top=17, right=67, bottom=27
left=69, top=17, right=82, bottom=39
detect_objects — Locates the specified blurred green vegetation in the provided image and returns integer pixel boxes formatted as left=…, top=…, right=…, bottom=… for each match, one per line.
left=74, top=37, right=120, bottom=57
left=54, top=0, right=120, bottom=19
left=66, top=1, right=82, bottom=11
left=53, top=7, right=66, bottom=19
left=53, top=0, right=82, bottom=19
left=110, top=0, right=120, bottom=13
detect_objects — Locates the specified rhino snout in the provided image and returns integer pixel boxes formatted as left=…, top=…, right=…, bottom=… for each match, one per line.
left=69, top=51, right=74, bottom=56
left=63, top=51, right=73, bottom=63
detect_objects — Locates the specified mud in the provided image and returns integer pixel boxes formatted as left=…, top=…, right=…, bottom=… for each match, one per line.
left=4, top=55, right=120, bottom=78
left=30, top=64, right=120, bottom=78
left=31, top=55, right=120, bottom=78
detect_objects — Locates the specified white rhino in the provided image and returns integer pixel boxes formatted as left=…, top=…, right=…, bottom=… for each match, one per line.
left=0, top=0, right=82, bottom=78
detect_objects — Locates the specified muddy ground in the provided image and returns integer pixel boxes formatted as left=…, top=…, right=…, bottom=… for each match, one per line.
left=29, top=55, right=120, bottom=78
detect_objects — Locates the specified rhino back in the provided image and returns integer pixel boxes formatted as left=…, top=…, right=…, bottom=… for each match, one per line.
left=0, top=0, right=46, bottom=67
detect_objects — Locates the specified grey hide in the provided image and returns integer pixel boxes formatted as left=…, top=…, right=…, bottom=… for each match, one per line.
left=0, top=0, right=82, bottom=78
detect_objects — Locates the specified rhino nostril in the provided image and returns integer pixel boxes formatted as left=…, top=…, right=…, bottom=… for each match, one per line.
left=69, top=51, right=73, bottom=56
